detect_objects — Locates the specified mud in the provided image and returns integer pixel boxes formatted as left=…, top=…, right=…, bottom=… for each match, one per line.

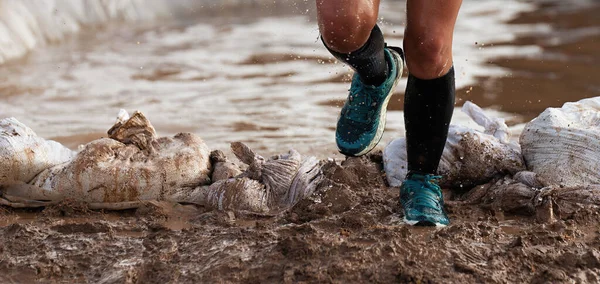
left=2, top=153, right=600, bottom=283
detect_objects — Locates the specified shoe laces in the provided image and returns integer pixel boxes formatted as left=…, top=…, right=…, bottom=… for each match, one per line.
left=344, top=84, right=377, bottom=124
left=402, top=174, right=443, bottom=210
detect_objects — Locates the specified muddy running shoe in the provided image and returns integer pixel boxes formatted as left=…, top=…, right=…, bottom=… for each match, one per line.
left=335, top=46, right=404, bottom=156
left=399, top=173, right=450, bottom=226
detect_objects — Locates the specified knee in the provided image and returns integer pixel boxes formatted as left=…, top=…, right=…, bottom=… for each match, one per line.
left=403, top=30, right=453, bottom=79
left=317, top=2, right=377, bottom=53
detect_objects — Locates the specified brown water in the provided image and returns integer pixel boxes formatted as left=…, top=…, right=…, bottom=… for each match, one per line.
left=0, top=0, right=598, bottom=160
left=458, top=1, right=600, bottom=120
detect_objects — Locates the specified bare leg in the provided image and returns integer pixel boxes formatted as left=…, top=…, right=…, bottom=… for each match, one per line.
left=400, top=0, right=462, bottom=226
left=316, top=0, right=381, bottom=53
left=403, top=0, right=462, bottom=175
left=316, top=0, right=390, bottom=86
left=316, top=0, right=403, bottom=157
left=404, top=0, right=462, bottom=79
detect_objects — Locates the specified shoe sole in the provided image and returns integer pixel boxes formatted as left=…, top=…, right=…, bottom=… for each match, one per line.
left=351, top=49, right=404, bottom=157
left=403, top=217, right=448, bottom=227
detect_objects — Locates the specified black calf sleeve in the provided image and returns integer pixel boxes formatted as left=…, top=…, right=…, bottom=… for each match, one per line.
left=404, top=67, right=455, bottom=175
left=323, top=25, right=388, bottom=86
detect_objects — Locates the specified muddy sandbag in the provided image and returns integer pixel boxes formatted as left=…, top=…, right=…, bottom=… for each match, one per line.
left=0, top=117, right=75, bottom=184
left=11, top=111, right=213, bottom=204
left=384, top=101, right=525, bottom=188
left=209, top=149, right=243, bottom=182
left=1, top=111, right=321, bottom=213
left=521, top=97, right=600, bottom=187
left=460, top=174, right=600, bottom=223
left=169, top=142, right=323, bottom=214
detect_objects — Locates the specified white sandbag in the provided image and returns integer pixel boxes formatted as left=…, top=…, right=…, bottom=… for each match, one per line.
left=1, top=110, right=321, bottom=213
left=384, top=101, right=525, bottom=188
left=520, top=97, right=600, bottom=187
left=24, top=111, right=213, bottom=203
left=169, top=142, right=323, bottom=214
left=0, top=117, right=75, bottom=184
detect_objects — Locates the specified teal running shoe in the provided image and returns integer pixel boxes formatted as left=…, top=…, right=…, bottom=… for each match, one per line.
left=335, top=46, right=404, bottom=156
left=399, top=173, right=450, bottom=227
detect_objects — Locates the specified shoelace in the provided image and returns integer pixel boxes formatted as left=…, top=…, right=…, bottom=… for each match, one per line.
left=344, top=86, right=377, bottom=124
left=402, top=174, right=443, bottom=210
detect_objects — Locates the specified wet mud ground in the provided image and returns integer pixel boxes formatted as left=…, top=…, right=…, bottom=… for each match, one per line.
left=2, top=2, right=600, bottom=283
left=2, top=153, right=600, bottom=283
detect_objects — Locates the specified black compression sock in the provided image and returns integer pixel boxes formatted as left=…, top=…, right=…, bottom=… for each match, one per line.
left=323, top=25, right=388, bottom=86
left=404, top=67, right=455, bottom=175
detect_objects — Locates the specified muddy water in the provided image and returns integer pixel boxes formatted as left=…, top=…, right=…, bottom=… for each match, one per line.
left=458, top=0, right=600, bottom=120
left=2, top=0, right=596, bottom=159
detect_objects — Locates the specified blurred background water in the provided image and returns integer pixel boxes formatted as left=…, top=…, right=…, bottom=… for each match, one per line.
left=0, top=0, right=598, bottom=158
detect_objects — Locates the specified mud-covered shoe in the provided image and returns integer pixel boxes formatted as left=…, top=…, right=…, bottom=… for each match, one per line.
left=335, top=46, right=404, bottom=156
left=399, top=173, right=450, bottom=226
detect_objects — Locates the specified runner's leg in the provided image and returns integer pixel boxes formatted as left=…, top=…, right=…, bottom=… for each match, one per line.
left=316, top=0, right=388, bottom=85
left=403, top=0, right=462, bottom=174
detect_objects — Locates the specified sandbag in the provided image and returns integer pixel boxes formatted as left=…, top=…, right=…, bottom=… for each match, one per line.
left=170, top=142, right=323, bottom=214
left=384, top=101, right=525, bottom=188
left=26, top=111, right=212, bottom=203
left=520, top=97, right=600, bottom=187
left=1, top=110, right=322, bottom=213
left=0, top=117, right=75, bottom=184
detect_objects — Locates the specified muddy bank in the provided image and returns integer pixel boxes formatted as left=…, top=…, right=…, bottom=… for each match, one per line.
left=2, top=153, right=600, bottom=283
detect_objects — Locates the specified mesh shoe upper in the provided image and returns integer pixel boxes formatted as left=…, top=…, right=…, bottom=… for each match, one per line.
left=335, top=47, right=403, bottom=156
left=399, top=173, right=450, bottom=226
